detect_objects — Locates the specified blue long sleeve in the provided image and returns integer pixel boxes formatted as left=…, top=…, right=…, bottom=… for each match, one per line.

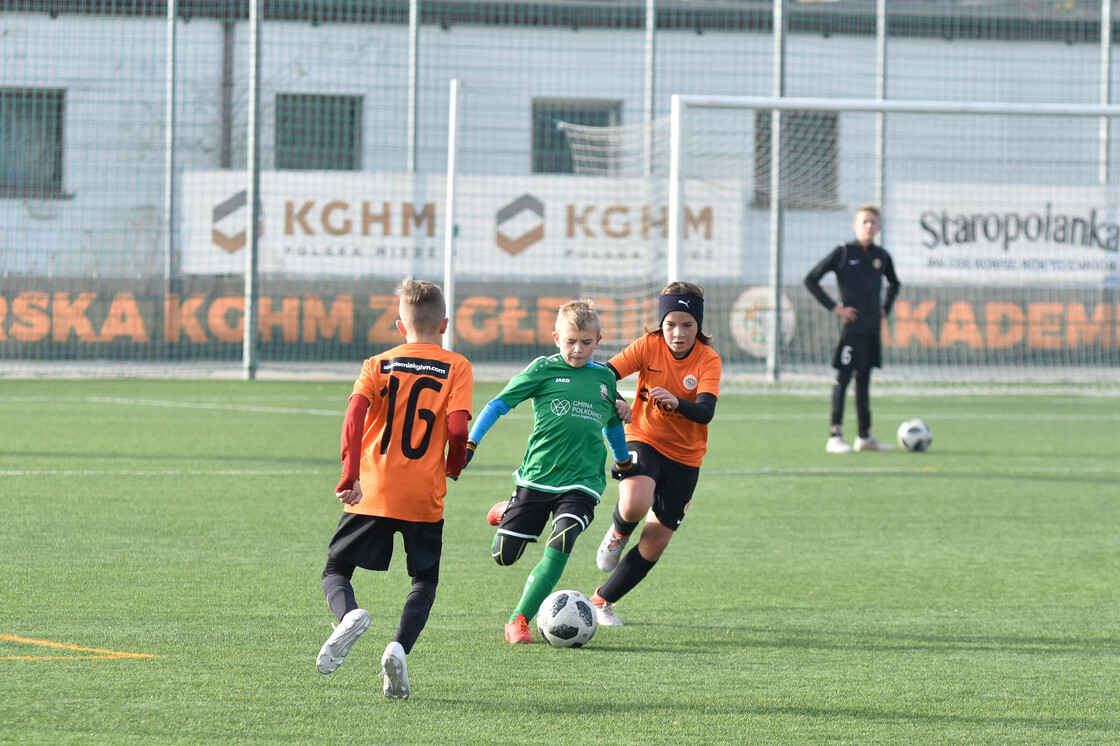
left=604, top=422, right=630, bottom=462
left=468, top=397, right=511, bottom=444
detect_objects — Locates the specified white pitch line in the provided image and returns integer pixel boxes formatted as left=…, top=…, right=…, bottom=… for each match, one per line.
left=1, top=397, right=1116, bottom=421
left=0, top=469, right=328, bottom=477
left=706, top=465, right=1120, bottom=475
left=0, top=396, right=537, bottom=420
left=714, top=412, right=1120, bottom=421
left=4, top=465, right=1116, bottom=478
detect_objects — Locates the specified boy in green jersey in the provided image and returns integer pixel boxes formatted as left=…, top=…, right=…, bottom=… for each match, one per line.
left=463, top=300, right=634, bottom=643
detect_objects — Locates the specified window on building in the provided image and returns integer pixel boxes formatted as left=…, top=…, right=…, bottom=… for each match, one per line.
left=754, top=110, right=839, bottom=210
left=1, top=88, right=65, bottom=199
left=275, top=94, right=361, bottom=171
left=532, top=99, right=621, bottom=174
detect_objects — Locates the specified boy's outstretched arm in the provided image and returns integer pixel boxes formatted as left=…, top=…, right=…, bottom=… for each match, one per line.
left=604, top=422, right=634, bottom=476
left=445, top=410, right=470, bottom=478
left=336, top=393, right=371, bottom=505
left=460, top=397, right=512, bottom=472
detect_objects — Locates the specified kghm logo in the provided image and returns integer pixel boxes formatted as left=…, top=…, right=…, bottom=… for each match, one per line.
left=496, top=193, right=544, bottom=255
left=212, top=191, right=264, bottom=254
left=212, top=191, right=247, bottom=254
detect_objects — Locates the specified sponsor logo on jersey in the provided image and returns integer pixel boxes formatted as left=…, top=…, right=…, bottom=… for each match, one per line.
left=550, top=399, right=571, bottom=416
left=555, top=377, right=570, bottom=383
left=380, top=357, right=451, bottom=378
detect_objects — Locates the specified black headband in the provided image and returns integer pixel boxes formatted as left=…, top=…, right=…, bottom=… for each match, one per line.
left=658, top=293, right=704, bottom=329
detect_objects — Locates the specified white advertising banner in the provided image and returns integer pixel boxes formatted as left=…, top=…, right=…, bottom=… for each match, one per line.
left=890, top=183, right=1120, bottom=286
left=180, top=172, right=742, bottom=279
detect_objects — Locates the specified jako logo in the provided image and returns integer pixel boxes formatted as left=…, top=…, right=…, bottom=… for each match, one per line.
left=496, top=193, right=544, bottom=255
left=212, top=191, right=264, bottom=254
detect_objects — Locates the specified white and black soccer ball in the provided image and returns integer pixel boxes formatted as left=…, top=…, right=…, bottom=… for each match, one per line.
left=536, top=590, right=598, bottom=648
left=897, top=419, right=933, bottom=452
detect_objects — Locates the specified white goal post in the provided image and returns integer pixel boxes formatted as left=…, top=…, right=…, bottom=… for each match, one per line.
left=668, top=94, right=1120, bottom=383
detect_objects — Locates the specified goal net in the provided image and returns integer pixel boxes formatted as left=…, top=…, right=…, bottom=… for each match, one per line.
left=556, top=117, right=673, bottom=359
left=667, top=95, right=1120, bottom=385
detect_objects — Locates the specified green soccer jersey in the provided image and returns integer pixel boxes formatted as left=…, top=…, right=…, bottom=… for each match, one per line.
left=497, top=354, right=622, bottom=500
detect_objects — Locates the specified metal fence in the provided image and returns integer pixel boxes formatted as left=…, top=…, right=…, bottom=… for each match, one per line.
left=2, top=1, right=1119, bottom=383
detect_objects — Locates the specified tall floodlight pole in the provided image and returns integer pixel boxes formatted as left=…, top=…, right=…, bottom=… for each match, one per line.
left=667, top=94, right=682, bottom=284
left=644, top=0, right=656, bottom=176
left=164, top=0, right=177, bottom=310
left=243, top=0, right=262, bottom=379
left=767, top=0, right=787, bottom=383
left=443, top=80, right=461, bottom=352
left=407, top=0, right=420, bottom=173
left=874, top=0, right=887, bottom=207
left=1100, top=0, right=1112, bottom=186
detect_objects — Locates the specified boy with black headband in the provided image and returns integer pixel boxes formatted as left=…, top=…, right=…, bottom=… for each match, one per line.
left=590, top=281, right=722, bottom=627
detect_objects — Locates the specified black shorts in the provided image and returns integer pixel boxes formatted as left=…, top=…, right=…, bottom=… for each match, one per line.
left=616, top=441, right=699, bottom=531
left=327, top=512, right=443, bottom=577
left=496, top=486, right=597, bottom=544
left=833, top=331, right=881, bottom=371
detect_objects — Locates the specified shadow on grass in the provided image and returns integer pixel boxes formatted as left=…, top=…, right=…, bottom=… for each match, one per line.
left=0, top=450, right=336, bottom=469
left=611, top=620, right=1120, bottom=658
left=425, top=694, right=1120, bottom=734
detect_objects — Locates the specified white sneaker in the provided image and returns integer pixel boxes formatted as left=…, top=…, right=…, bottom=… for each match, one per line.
left=596, top=526, right=630, bottom=572
left=855, top=435, right=895, bottom=452
left=316, top=608, right=370, bottom=674
left=591, top=590, right=624, bottom=627
left=380, top=641, right=410, bottom=699
left=826, top=435, right=853, bottom=453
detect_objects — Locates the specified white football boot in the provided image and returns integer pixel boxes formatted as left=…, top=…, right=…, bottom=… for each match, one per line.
left=380, top=641, right=410, bottom=699
left=316, top=608, right=371, bottom=674
left=596, top=526, right=630, bottom=572
left=590, top=589, right=624, bottom=627
left=826, top=435, right=853, bottom=453
left=854, top=435, right=895, bottom=452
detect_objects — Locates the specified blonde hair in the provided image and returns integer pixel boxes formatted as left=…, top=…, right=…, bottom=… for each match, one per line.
left=557, top=299, right=601, bottom=332
left=396, top=278, right=446, bottom=334
left=647, top=281, right=712, bottom=345
left=856, top=204, right=881, bottom=220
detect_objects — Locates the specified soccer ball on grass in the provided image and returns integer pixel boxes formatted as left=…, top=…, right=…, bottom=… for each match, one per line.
left=536, top=590, right=598, bottom=648
left=896, top=419, right=933, bottom=452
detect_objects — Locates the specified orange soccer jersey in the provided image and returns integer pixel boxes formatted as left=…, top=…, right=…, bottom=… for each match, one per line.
left=609, top=332, right=721, bottom=467
left=347, top=342, right=473, bottom=523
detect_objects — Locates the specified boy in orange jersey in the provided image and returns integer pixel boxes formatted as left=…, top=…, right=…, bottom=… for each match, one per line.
left=316, top=279, right=473, bottom=700
left=591, top=281, right=722, bottom=627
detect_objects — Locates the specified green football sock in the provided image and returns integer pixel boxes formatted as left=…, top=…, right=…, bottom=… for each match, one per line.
left=510, top=546, right=569, bottom=623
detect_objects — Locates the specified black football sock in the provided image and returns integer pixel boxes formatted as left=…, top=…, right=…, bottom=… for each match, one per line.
left=321, top=571, right=358, bottom=623
left=598, top=546, right=657, bottom=603
left=394, top=578, right=438, bottom=655
left=612, top=504, right=640, bottom=538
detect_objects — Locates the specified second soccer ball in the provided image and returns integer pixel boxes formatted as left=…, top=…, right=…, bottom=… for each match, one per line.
left=897, top=419, right=933, bottom=452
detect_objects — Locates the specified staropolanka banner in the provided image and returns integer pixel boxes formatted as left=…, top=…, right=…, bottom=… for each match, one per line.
left=891, top=183, right=1120, bottom=286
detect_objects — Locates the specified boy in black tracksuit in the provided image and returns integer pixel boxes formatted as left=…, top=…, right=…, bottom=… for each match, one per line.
left=804, top=204, right=901, bottom=453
